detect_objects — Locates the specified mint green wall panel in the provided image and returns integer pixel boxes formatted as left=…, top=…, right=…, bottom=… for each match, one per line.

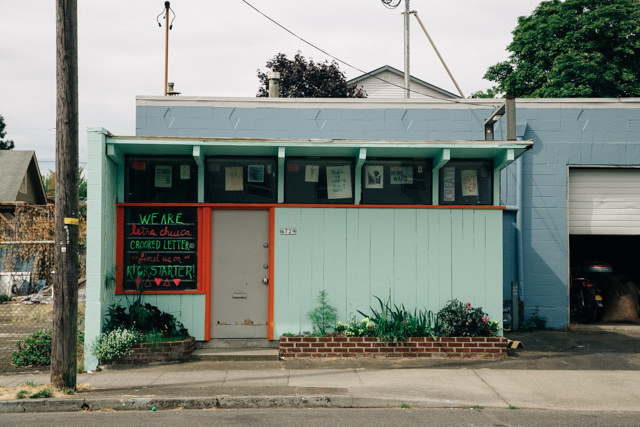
left=393, top=209, right=417, bottom=306
left=273, top=207, right=503, bottom=337
left=113, top=294, right=205, bottom=340
left=84, top=129, right=118, bottom=371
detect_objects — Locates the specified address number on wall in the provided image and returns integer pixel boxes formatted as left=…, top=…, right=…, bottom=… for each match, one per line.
left=280, top=228, right=297, bottom=235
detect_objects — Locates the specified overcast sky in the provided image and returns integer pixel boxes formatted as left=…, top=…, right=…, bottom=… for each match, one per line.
left=0, top=0, right=541, bottom=170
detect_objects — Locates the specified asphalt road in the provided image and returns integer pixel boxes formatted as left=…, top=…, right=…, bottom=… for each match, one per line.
left=3, top=408, right=640, bottom=426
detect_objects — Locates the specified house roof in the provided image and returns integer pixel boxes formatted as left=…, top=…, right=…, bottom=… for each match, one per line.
left=347, top=65, right=460, bottom=99
left=0, top=150, right=47, bottom=204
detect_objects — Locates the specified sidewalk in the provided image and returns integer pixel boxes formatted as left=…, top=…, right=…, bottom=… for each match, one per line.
left=1, top=327, right=640, bottom=413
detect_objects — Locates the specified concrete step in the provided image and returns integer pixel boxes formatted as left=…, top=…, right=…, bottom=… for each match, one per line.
left=197, top=339, right=279, bottom=349
left=191, top=348, right=280, bottom=361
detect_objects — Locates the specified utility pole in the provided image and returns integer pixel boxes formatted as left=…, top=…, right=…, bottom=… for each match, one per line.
left=52, top=0, right=79, bottom=389
left=158, top=1, right=175, bottom=96
left=403, top=0, right=411, bottom=98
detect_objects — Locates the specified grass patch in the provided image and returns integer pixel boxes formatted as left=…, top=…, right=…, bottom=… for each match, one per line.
left=22, top=379, right=38, bottom=387
left=29, top=388, right=52, bottom=399
left=15, top=390, right=29, bottom=399
left=507, top=405, right=520, bottom=410
left=471, top=405, right=484, bottom=410
left=399, top=403, right=411, bottom=409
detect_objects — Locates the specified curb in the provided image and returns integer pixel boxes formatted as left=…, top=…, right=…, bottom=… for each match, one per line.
left=0, top=395, right=456, bottom=413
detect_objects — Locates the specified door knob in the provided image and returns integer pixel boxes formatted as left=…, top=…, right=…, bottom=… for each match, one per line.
left=262, top=277, right=269, bottom=285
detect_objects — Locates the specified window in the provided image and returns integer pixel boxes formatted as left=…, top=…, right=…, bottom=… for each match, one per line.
left=285, top=158, right=354, bottom=204
left=361, top=159, right=432, bottom=205
left=439, top=159, right=493, bottom=205
left=125, top=156, right=197, bottom=203
left=205, top=157, right=277, bottom=203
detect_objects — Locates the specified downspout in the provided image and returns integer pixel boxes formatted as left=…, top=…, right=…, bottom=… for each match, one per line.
left=505, top=96, right=524, bottom=329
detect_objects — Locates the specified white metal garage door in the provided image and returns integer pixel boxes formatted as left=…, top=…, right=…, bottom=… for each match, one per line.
left=569, top=167, right=640, bottom=235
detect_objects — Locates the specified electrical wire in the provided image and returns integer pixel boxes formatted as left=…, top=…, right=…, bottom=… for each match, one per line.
left=240, top=0, right=499, bottom=108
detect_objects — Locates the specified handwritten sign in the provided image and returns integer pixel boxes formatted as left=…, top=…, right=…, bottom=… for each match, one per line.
left=123, top=207, right=197, bottom=291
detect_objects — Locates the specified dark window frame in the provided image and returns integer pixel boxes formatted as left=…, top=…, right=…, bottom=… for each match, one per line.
left=360, top=158, right=433, bottom=205
left=438, top=159, right=493, bottom=206
left=125, top=155, right=197, bottom=203
left=285, top=157, right=355, bottom=204
left=204, top=156, right=278, bottom=203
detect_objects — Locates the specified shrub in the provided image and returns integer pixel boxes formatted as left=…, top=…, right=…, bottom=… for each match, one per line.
left=0, top=294, right=11, bottom=303
left=358, top=295, right=439, bottom=343
left=103, top=301, right=189, bottom=340
left=520, top=307, right=547, bottom=331
left=12, top=329, right=52, bottom=366
left=91, top=327, right=140, bottom=362
left=436, top=299, right=500, bottom=337
left=307, top=290, right=338, bottom=336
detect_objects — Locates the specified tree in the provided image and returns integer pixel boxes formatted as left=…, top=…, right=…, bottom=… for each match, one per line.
left=42, top=167, right=87, bottom=203
left=0, top=115, right=15, bottom=150
left=257, top=52, right=366, bottom=98
left=481, top=0, right=640, bottom=98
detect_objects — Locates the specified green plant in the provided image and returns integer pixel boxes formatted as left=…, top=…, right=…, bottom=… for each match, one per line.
left=520, top=307, right=547, bottom=331
left=11, top=328, right=87, bottom=367
left=358, top=295, right=439, bottom=343
left=12, top=329, right=52, bottom=366
left=436, top=300, right=500, bottom=338
left=471, top=405, right=484, bottom=410
left=29, top=388, right=53, bottom=399
left=0, top=294, right=11, bottom=303
left=23, top=379, right=38, bottom=387
left=335, top=316, right=375, bottom=337
left=91, top=327, right=140, bottom=362
left=400, top=403, right=411, bottom=409
left=103, top=301, right=189, bottom=339
left=61, top=387, right=75, bottom=395
left=307, top=290, right=338, bottom=336
left=16, top=390, right=29, bottom=399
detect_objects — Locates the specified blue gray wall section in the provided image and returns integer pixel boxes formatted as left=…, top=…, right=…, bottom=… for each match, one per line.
left=135, top=98, right=640, bottom=329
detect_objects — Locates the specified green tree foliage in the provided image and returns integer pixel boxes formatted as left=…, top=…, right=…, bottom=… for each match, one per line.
left=257, top=52, right=366, bottom=98
left=42, top=167, right=87, bottom=202
left=482, top=0, right=640, bottom=98
left=0, top=115, right=15, bottom=150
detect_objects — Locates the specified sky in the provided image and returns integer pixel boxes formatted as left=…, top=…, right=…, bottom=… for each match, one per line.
left=0, top=0, right=542, bottom=171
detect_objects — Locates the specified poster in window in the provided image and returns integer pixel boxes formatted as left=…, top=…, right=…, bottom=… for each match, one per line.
left=155, top=165, right=172, bottom=188
left=180, top=164, right=191, bottom=180
left=461, top=169, right=479, bottom=197
left=443, top=167, right=455, bottom=202
left=248, top=165, right=265, bottom=183
left=225, top=166, right=244, bottom=191
left=365, top=165, right=384, bottom=189
left=390, top=166, right=413, bottom=185
left=326, top=165, right=352, bottom=199
left=305, top=165, right=319, bottom=183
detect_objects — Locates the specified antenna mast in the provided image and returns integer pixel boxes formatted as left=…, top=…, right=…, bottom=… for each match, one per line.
left=381, top=0, right=410, bottom=98
left=157, top=2, right=176, bottom=96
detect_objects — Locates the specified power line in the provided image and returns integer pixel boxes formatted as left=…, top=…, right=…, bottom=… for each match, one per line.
left=240, top=0, right=498, bottom=108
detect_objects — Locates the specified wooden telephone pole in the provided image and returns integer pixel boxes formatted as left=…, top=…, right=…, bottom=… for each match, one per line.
left=52, top=0, right=79, bottom=389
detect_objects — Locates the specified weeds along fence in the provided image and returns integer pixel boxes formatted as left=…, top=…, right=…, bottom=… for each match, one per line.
left=0, top=204, right=86, bottom=370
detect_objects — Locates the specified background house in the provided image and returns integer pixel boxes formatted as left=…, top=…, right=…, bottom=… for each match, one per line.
left=347, top=65, right=460, bottom=99
left=0, top=150, right=48, bottom=294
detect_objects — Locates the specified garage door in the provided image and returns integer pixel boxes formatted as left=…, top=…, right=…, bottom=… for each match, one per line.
left=569, top=168, right=640, bottom=235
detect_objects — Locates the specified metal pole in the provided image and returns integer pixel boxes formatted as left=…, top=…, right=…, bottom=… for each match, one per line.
left=412, top=12, right=465, bottom=98
left=404, top=0, right=410, bottom=98
left=506, top=96, right=516, bottom=140
left=164, top=2, right=170, bottom=96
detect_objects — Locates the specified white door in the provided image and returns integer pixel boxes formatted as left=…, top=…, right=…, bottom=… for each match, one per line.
left=211, top=210, right=269, bottom=338
left=569, top=167, right=640, bottom=235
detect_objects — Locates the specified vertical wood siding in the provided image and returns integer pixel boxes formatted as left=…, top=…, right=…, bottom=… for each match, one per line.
left=273, top=208, right=502, bottom=336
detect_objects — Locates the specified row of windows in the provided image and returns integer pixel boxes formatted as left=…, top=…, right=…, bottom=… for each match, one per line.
left=125, top=156, right=493, bottom=205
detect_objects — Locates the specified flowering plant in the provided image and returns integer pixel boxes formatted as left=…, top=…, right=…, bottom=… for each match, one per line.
left=436, top=299, right=500, bottom=337
left=335, top=317, right=376, bottom=337
left=91, top=327, right=141, bottom=362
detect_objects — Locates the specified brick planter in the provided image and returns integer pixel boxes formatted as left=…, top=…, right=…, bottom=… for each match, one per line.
left=101, top=337, right=196, bottom=366
left=279, top=336, right=507, bottom=360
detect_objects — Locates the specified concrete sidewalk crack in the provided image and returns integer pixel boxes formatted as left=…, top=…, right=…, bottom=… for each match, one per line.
left=472, top=369, right=511, bottom=407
